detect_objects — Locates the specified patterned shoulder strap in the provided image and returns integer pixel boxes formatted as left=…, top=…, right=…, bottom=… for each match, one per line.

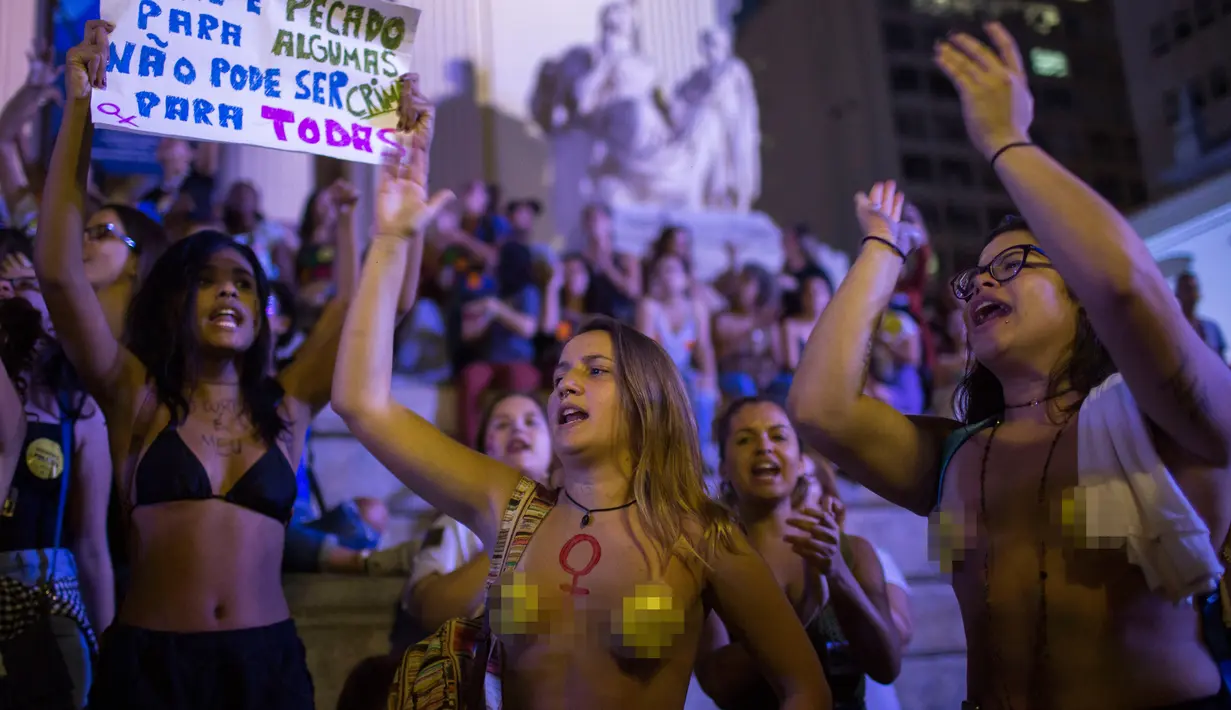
left=484, top=477, right=559, bottom=591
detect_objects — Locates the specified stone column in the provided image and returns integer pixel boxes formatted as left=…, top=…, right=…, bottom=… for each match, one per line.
left=216, top=144, right=317, bottom=226
left=0, top=0, right=39, bottom=110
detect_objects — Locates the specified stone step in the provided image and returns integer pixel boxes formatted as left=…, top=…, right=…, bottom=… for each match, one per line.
left=898, top=654, right=967, bottom=710
left=901, top=580, right=965, bottom=656
left=285, top=574, right=404, bottom=710
left=834, top=474, right=904, bottom=509
left=843, top=505, right=939, bottom=579
left=311, top=376, right=457, bottom=524
left=314, top=376, right=458, bottom=439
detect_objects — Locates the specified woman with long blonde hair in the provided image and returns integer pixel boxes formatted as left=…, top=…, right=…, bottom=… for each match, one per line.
left=333, top=80, right=828, bottom=710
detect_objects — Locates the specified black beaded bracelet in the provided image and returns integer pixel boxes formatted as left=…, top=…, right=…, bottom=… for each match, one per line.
left=861, top=236, right=907, bottom=262
left=990, top=141, right=1034, bottom=169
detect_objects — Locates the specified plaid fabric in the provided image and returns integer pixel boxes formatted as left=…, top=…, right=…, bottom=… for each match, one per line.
left=0, top=573, right=97, bottom=653
left=389, top=477, right=556, bottom=710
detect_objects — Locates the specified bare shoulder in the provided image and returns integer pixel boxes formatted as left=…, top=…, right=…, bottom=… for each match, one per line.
left=844, top=534, right=881, bottom=574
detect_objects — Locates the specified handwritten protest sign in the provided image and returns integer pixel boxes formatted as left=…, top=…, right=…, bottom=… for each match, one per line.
left=91, top=0, right=421, bottom=164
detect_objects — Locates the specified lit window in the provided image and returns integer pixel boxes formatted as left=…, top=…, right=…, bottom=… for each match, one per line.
left=1030, top=48, right=1070, bottom=78
left=1024, top=4, right=1062, bottom=34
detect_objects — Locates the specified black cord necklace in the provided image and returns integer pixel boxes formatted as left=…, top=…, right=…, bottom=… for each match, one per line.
left=978, top=418, right=1067, bottom=710
left=563, top=490, right=636, bottom=528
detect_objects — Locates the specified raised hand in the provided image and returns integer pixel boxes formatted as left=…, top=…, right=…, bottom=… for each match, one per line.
left=329, top=179, right=360, bottom=217
left=854, top=181, right=910, bottom=254
left=0, top=252, right=34, bottom=281
left=545, top=254, right=564, bottom=292
left=784, top=506, right=847, bottom=578
left=900, top=202, right=930, bottom=252
left=376, top=73, right=454, bottom=238
left=934, top=22, right=1033, bottom=161
left=66, top=20, right=114, bottom=101
left=23, top=41, right=64, bottom=106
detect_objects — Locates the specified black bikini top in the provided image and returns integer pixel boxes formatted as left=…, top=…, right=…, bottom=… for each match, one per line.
left=133, top=426, right=296, bottom=525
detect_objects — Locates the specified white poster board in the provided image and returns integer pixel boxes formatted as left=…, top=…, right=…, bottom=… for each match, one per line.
left=91, top=0, right=421, bottom=164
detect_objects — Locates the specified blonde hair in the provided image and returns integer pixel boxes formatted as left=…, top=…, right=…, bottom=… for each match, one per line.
left=577, top=317, right=737, bottom=565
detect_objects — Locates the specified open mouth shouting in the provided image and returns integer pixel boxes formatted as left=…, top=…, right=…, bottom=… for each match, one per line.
left=208, top=304, right=244, bottom=331
left=557, top=404, right=589, bottom=428
left=970, top=296, right=1013, bottom=328
left=506, top=437, right=531, bottom=455
left=750, top=459, right=782, bottom=480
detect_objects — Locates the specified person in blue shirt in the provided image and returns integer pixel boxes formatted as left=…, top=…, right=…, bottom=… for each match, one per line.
left=455, top=242, right=543, bottom=445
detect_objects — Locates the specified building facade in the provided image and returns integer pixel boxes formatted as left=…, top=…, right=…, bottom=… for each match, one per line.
left=1112, top=0, right=1231, bottom=198
left=737, top=0, right=1147, bottom=274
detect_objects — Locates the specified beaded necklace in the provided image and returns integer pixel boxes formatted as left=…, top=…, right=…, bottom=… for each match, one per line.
left=975, top=417, right=1067, bottom=709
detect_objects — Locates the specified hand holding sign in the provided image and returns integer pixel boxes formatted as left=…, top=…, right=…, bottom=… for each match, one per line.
left=94, top=0, right=421, bottom=164
left=68, top=20, right=115, bottom=100
left=329, top=178, right=360, bottom=217
left=374, top=74, right=453, bottom=239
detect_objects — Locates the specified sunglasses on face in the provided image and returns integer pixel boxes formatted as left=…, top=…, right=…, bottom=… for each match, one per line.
left=84, top=223, right=137, bottom=250
left=949, top=244, right=1053, bottom=302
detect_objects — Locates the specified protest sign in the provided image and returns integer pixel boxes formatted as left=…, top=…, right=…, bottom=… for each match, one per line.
left=90, top=0, right=421, bottom=164
left=52, top=0, right=164, bottom=176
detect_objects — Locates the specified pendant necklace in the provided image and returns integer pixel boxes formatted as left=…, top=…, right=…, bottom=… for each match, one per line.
left=564, top=490, right=636, bottom=528
left=977, top=417, right=1067, bottom=710
left=1004, top=390, right=1071, bottom=410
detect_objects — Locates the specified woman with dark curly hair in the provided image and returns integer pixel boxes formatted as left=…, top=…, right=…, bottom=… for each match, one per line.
left=0, top=238, right=113, bottom=709
left=32, top=21, right=360, bottom=709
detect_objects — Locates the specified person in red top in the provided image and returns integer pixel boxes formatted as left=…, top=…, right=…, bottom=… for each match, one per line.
left=894, top=204, right=936, bottom=401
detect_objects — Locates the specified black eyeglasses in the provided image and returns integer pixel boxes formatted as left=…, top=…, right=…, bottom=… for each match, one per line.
left=84, top=223, right=137, bottom=250
left=949, top=244, right=1052, bottom=302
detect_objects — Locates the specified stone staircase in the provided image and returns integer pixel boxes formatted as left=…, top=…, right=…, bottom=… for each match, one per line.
left=837, top=479, right=967, bottom=710
left=288, top=377, right=967, bottom=709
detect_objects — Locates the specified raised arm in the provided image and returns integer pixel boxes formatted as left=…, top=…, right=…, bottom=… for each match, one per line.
left=787, top=182, right=955, bottom=515
left=538, top=258, right=563, bottom=336
left=409, top=554, right=489, bottom=631
left=0, top=45, right=61, bottom=219
left=695, top=612, right=776, bottom=709
left=826, top=535, right=901, bottom=684
left=396, top=220, right=426, bottom=318
left=278, top=180, right=360, bottom=416
left=332, top=76, right=519, bottom=548
left=488, top=292, right=538, bottom=339
left=938, top=23, right=1231, bottom=465
left=634, top=298, right=658, bottom=341
left=69, top=405, right=115, bottom=633
left=33, top=22, right=144, bottom=408
left=693, top=298, right=718, bottom=384
left=705, top=531, right=832, bottom=710
left=786, top=503, right=901, bottom=685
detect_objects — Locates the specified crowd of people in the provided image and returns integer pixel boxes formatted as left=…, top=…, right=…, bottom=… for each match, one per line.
left=0, top=16, right=1227, bottom=710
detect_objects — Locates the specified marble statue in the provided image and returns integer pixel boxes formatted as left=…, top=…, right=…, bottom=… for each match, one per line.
left=673, top=27, right=762, bottom=212
left=531, top=1, right=762, bottom=213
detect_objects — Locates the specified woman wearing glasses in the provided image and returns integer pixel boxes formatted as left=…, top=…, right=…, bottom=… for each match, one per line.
left=80, top=207, right=168, bottom=339
left=788, top=23, right=1231, bottom=710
